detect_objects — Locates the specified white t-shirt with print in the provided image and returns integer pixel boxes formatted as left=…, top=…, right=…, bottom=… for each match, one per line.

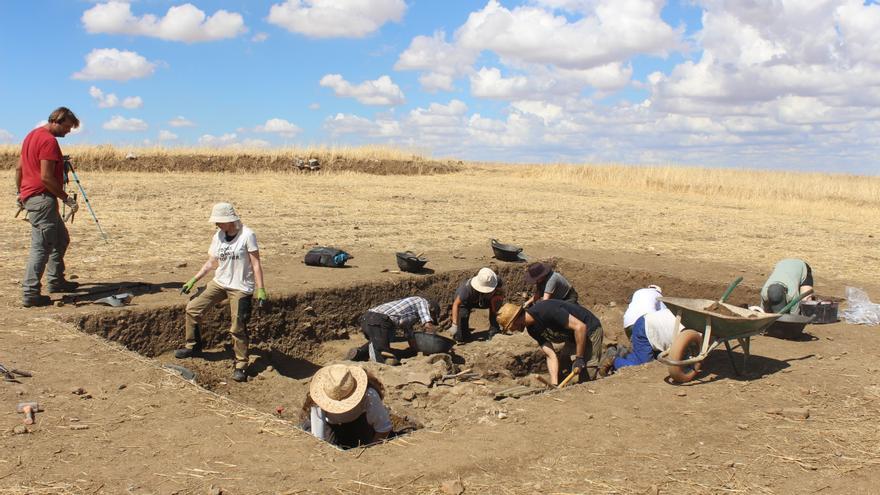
left=209, top=226, right=259, bottom=293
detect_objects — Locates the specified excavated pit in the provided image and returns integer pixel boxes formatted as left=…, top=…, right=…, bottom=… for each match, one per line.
left=70, top=258, right=756, bottom=447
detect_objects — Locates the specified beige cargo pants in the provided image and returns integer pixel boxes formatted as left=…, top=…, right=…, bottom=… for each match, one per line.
left=185, top=280, right=252, bottom=370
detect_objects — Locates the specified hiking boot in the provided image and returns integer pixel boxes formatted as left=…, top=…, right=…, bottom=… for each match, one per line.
left=22, top=295, right=51, bottom=308
left=598, top=346, right=618, bottom=377
left=174, top=344, right=202, bottom=359
left=47, top=280, right=80, bottom=293
left=232, top=368, right=248, bottom=382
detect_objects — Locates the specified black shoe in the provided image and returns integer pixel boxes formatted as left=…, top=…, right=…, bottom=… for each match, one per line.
left=174, top=345, right=202, bottom=359
left=47, top=280, right=80, bottom=293
left=232, top=368, right=247, bottom=382
left=22, top=295, right=52, bottom=308
left=453, top=329, right=471, bottom=343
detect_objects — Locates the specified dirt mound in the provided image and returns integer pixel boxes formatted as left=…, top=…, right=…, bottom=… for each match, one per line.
left=0, top=152, right=461, bottom=175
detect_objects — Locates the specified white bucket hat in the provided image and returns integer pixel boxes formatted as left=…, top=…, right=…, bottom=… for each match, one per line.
left=309, top=364, right=368, bottom=417
left=209, top=202, right=240, bottom=223
left=470, top=267, right=499, bottom=293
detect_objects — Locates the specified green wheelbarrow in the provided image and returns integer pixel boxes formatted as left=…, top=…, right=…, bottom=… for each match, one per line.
left=657, top=278, right=812, bottom=383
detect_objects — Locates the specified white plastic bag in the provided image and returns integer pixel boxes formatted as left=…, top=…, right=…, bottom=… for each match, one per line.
left=840, top=287, right=880, bottom=326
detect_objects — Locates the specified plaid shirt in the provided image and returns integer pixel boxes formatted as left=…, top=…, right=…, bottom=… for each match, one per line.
left=369, top=296, right=433, bottom=331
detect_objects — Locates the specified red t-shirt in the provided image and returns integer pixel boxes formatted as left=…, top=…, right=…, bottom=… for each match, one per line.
left=19, top=126, right=64, bottom=201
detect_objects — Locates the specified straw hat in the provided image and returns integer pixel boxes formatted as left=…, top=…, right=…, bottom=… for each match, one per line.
left=470, top=267, right=499, bottom=293
left=496, top=303, right=524, bottom=332
left=208, top=202, right=240, bottom=223
left=309, top=364, right=368, bottom=416
left=524, top=262, right=552, bottom=284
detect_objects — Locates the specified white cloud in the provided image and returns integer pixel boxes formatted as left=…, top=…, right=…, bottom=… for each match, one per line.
left=323, top=113, right=401, bottom=138
left=197, top=133, right=271, bottom=148
left=308, top=102, right=321, bottom=110
left=103, top=115, right=148, bottom=131
left=89, top=86, right=143, bottom=109
left=254, top=118, right=302, bottom=137
left=267, top=0, right=406, bottom=38
left=158, top=129, right=178, bottom=141
left=396, top=0, right=681, bottom=92
left=251, top=32, right=269, bottom=42
left=34, top=120, right=85, bottom=135
left=198, top=133, right=239, bottom=147
left=82, top=1, right=246, bottom=43
left=168, top=116, right=195, bottom=127
left=73, top=48, right=157, bottom=81
left=319, top=74, right=405, bottom=105
left=0, top=129, right=14, bottom=143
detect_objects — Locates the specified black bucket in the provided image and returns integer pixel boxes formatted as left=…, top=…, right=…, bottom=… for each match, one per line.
left=799, top=300, right=839, bottom=324
left=491, top=239, right=524, bottom=262
left=395, top=251, right=428, bottom=272
left=412, top=332, right=455, bottom=355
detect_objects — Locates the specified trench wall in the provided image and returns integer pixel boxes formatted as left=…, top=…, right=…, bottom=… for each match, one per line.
left=70, top=259, right=756, bottom=359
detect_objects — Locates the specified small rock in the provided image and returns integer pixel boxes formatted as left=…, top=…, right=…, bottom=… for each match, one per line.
left=816, top=354, right=823, bottom=360
left=12, top=425, right=29, bottom=435
left=266, top=365, right=274, bottom=373
left=586, top=413, right=594, bottom=420
left=381, top=268, right=389, bottom=273
left=71, top=387, right=86, bottom=395
left=736, top=424, right=748, bottom=430
left=176, top=262, right=188, bottom=268
left=118, top=384, right=127, bottom=390
left=70, top=424, right=89, bottom=430
left=69, top=274, right=79, bottom=280
left=80, top=394, right=92, bottom=400
left=54, top=300, right=64, bottom=307
left=782, top=407, right=810, bottom=420
left=497, top=412, right=508, bottom=420
left=441, top=479, right=464, bottom=495
left=676, top=391, right=687, bottom=397
left=608, top=301, right=617, bottom=308
left=207, top=485, right=222, bottom=495
left=826, top=336, right=834, bottom=341
left=401, top=390, right=416, bottom=401
left=69, top=417, right=80, bottom=422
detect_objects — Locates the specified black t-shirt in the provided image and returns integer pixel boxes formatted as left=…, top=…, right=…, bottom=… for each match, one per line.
left=525, top=300, right=601, bottom=346
left=455, top=276, right=504, bottom=307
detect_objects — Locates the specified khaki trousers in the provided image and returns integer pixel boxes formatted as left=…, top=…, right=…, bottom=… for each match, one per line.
left=185, top=280, right=252, bottom=370
left=560, top=325, right=604, bottom=381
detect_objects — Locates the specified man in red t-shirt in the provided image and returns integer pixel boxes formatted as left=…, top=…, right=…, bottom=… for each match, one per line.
left=15, top=107, right=81, bottom=307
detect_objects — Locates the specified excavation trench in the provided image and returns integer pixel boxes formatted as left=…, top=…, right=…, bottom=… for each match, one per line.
left=70, top=259, right=755, bottom=446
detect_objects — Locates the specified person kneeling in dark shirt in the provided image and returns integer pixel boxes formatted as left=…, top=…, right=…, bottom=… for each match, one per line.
left=497, top=300, right=604, bottom=385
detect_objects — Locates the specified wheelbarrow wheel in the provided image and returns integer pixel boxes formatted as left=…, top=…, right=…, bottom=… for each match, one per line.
left=667, top=329, right=703, bottom=383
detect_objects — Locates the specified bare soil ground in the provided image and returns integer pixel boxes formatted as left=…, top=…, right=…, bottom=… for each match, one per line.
left=2, top=165, right=879, bottom=495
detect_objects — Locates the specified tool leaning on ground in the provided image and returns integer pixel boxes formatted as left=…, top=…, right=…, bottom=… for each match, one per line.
left=1, top=363, right=33, bottom=383
left=63, top=155, right=109, bottom=242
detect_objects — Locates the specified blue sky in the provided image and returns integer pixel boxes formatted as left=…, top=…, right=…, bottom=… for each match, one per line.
left=1, top=0, right=878, bottom=174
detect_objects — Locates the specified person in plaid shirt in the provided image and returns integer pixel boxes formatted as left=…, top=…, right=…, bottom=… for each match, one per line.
left=345, top=296, right=440, bottom=365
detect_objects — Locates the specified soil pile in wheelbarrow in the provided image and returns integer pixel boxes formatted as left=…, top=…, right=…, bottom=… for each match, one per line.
left=704, top=302, right=742, bottom=317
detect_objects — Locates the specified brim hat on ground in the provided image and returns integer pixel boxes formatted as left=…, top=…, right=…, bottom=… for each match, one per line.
left=470, top=267, right=499, bottom=293
left=309, top=364, right=368, bottom=416
left=524, top=262, right=552, bottom=284
left=766, top=283, right=788, bottom=313
left=496, top=303, right=524, bottom=332
left=209, top=202, right=240, bottom=223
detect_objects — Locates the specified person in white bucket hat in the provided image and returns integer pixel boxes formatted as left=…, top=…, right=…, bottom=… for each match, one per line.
left=449, top=267, right=504, bottom=343
left=174, top=202, right=267, bottom=383
left=301, top=364, right=392, bottom=448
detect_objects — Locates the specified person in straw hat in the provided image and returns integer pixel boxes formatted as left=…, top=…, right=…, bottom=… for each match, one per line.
left=496, top=299, right=604, bottom=385
left=174, top=202, right=267, bottom=383
left=301, top=364, right=392, bottom=448
left=523, top=262, right=578, bottom=306
left=449, top=267, right=504, bottom=342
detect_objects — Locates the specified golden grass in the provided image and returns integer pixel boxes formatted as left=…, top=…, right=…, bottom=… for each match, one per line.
left=0, top=143, right=428, bottom=162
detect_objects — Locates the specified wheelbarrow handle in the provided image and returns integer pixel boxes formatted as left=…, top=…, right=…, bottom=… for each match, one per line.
left=778, top=288, right=814, bottom=315
left=720, top=277, right=743, bottom=303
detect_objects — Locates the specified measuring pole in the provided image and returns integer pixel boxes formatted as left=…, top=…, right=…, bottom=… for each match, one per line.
left=64, top=157, right=109, bottom=242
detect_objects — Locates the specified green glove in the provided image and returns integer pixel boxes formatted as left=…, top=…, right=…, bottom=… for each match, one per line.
left=255, top=288, right=267, bottom=307
left=180, top=277, right=197, bottom=295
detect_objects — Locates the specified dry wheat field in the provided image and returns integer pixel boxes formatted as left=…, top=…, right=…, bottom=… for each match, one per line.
left=2, top=146, right=880, bottom=495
